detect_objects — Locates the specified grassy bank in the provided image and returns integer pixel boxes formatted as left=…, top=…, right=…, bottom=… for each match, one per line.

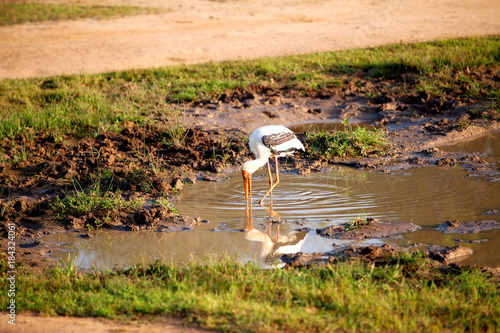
left=0, top=2, right=162, bottom=26
left=0, top=36, right=499, bottom=140
left=1, top=254, right=498, bottom=332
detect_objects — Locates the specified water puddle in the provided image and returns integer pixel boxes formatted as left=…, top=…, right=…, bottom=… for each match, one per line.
left=42, top=151, right=500, bottom=269
left=179, top=166, right=500, bottom=225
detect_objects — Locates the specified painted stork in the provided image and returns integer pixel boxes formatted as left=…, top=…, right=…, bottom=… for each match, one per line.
left=242, top=125, right=305, bottom=208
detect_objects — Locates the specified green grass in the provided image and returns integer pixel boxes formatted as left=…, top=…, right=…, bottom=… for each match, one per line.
left=0, top=142, right=29, bottom=164
left=304, top=120, right=389, bottom=158
left=2, top=254, right=498, bottom=332
left=51, top=173, right=144, bottom=216
left=0, top=36, right=498, bottom=141
left=345, top=214, right=370, bottom=231
left=0, top=2, right=162, bottom=26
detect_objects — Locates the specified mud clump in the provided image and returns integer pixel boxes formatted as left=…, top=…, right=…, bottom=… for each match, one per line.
left=4, top=196, right=50, bottom=217
left=316, top=218, right=421, bottom=239
left=132, top=207, right=201, bottom=231
left=157, top=216, right=202, bottom=232
left=0, top=197, right=61, bottom=238
left=63, top=209, right=134, bottom=230
left=358, top=244, right=399, bottom=261
left=282, top=244, right=478, bottom=269
left=281, top=252, right=327, bottom=268
left=437, top=220, right=500, bottom=234
left=134, top=207, right=172, bottom=226
left=60, top=206, right=201, bottom=232
left=452, top=238, right=489, bottom=244
left=483, top=209, right=500, bottom=215
left=428, top=245, right=474, bottom=264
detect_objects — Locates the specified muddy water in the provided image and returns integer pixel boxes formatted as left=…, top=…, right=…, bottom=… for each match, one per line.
left=179, top=167, right=499, bottom=225
left=42, top=133, right=500, bottom=269
left=440, top=132, right=500, bottom=162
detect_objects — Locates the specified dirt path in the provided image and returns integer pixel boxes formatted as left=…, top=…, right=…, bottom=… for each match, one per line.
left=1, top=0, right=499, bottom=80
left=0, top=312, right=208, bottom=333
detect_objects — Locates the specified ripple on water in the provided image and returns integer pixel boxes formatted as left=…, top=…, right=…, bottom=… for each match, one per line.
left=178, top=166, right=499, bottom=226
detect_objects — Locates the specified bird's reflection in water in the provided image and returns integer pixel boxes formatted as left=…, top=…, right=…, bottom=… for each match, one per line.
left=244, top=204, right=307, bottom=268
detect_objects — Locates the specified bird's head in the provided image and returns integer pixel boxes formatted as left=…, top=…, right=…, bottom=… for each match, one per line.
left=242, top=169, right=251, bottom=180
left=241, top=161, right=253, bottom=179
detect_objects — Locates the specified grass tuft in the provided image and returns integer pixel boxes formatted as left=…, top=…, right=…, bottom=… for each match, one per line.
left=345, top=214, right=370, bottom=231
left=51, top=174, right=144, bottom=216
left=304, top=120, right=389, bottom=159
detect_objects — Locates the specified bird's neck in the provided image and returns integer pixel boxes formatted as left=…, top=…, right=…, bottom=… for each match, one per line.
left=241, top=157, right=269, bottom=174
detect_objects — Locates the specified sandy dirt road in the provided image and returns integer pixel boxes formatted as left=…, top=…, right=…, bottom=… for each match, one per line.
left=0, top=312, right=208, bottom=333
left=1, top=0, right=499, bottom=80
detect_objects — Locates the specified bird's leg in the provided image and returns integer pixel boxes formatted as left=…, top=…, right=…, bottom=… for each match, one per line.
left=270, top=195, right=280, bottom=242
left=267, top=201, right=273, bottom=236
left=266, top=200, right=281, bottom=223
left=273, top=155, right=280, bottom=188
left=259, top=156, right=280, bottom=206
left=244, top=214, right=253, bottom=231
left=247, top=176, right=252, bottom=216
left=266, top=160, right=274, bottom=202
left=245, top=200, right=252, bottom=217
left=266, top=201, right=281, bottom=239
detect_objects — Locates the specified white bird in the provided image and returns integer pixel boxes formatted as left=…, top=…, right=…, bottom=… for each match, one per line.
left=242, top=125, right=305, bottom=208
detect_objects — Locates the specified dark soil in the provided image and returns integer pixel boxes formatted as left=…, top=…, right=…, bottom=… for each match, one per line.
left=1, top=66, right=499, bottom=270
left=316, top=218, right=421, bottom=240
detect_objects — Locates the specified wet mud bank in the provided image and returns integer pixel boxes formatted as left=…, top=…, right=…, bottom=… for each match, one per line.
left=1, top=68, right=500, bottom=270
left=437, top=220, right=500, bottom=234
left=281, top=244, right=483, bottom=270
left=317, top=218, right=421, bottom=240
